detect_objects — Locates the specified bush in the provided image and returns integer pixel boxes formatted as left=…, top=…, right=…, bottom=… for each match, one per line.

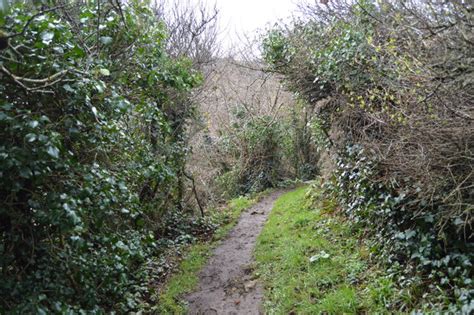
left=263, top=0, right=473, bottom=311
left=0, top=1, right=201, bottom=312
left=211, top=98, right=320, bottom=199
left=216, top=113, right=283, bottom=197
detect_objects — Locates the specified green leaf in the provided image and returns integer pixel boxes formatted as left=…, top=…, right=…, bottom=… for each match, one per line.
left=53, top=46, right=64, bottom=54
left=405, top=230, right=416, bottom=239
left=309, top=250, right=331, bottom=263
left=28, top=120, right=39, bottom=128
left=67, top=45, right=86, bottom=59
left=100, top=36, right=113, bottom=45
left=1, top=103, right=12, bottom=110
left=99, top=68, right=110, bottom=76
left=46, top=146, right=60, bottom=159
left=25, top=133, right=37, bottom=142
left=63, top=84, right=75, bottom=93
left=19, top=167, right=32, bottom=178
left=41, top=31, right=54, bottom=45
left=94, top=81, right=105, bottom=93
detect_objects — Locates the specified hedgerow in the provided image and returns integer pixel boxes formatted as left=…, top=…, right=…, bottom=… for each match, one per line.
left=263, top=0, right=473, bottom=311
left=0, top=1, right=206, bottom=313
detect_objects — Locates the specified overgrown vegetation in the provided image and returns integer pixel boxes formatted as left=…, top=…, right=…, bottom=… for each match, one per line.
left=0, top=1, right=212, bottom=313
left=263, top=0, right=473, bottom=312
left=215, top=113, right=286, bottom=197
left=0, top=1, right=318, bottom=312
left=195, top=85, right=319, bottom=199
left=2, top=0, right=472, bottom=312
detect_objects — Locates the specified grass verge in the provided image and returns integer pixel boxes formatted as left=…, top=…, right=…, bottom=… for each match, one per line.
left=255, top=186, right=394, bottom=314
left=153, top=195, right=259, bottom=314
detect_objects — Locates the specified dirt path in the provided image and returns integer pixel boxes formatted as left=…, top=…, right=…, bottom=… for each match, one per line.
left=185, top=191, right=284, bottom=315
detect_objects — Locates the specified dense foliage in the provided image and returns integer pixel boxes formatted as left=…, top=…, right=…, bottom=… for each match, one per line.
left=186, top=60, right=320, bottom=202
left=263, top=0, right=473, bottom=311
left=0, top=1, right=208, bottom=312
left=2, top=0, right=472, bottom=312
left=216, top=113, right=283, bottom=197
left=213, top=104, right=319, bottom=198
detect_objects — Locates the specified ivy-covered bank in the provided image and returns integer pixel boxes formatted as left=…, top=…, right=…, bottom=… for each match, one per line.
left=317, top=148, right=473, bottom=312
left=0, top=1, right=207, bottom=313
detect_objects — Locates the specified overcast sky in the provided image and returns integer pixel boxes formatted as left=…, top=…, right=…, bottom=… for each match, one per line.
left=213, top=0, right=300, bottom=52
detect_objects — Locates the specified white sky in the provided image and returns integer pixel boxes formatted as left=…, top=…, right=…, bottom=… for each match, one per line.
left=212, top=0, right=300, bottom=52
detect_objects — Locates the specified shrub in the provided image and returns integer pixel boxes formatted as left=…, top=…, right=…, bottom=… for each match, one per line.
left=0, top=1, right=201, bottom=312
left=216, top=113, right=284, bottom=197
left=263, top=0, right=473, bottom=311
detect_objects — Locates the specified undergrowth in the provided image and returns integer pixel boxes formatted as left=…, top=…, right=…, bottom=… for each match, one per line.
left=313, top=146, right=474, bottom=313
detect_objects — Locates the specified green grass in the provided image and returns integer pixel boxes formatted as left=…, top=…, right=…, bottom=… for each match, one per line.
left=255, top=186, right=394, bottom=314
left=154, top=195, right=256, bottom=314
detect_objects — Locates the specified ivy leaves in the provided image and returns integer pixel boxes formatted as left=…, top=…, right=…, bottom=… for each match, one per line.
left=320, top=144, right=474, bottom=311
left=40, top=30, right=54, bottom=45
left=1, top=1, right=202, bottom=313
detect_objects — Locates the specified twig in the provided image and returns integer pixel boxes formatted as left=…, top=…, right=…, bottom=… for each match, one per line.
left=1, top=65, right=67, bottom=94
left=184, top=171, right=205, bottom=217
